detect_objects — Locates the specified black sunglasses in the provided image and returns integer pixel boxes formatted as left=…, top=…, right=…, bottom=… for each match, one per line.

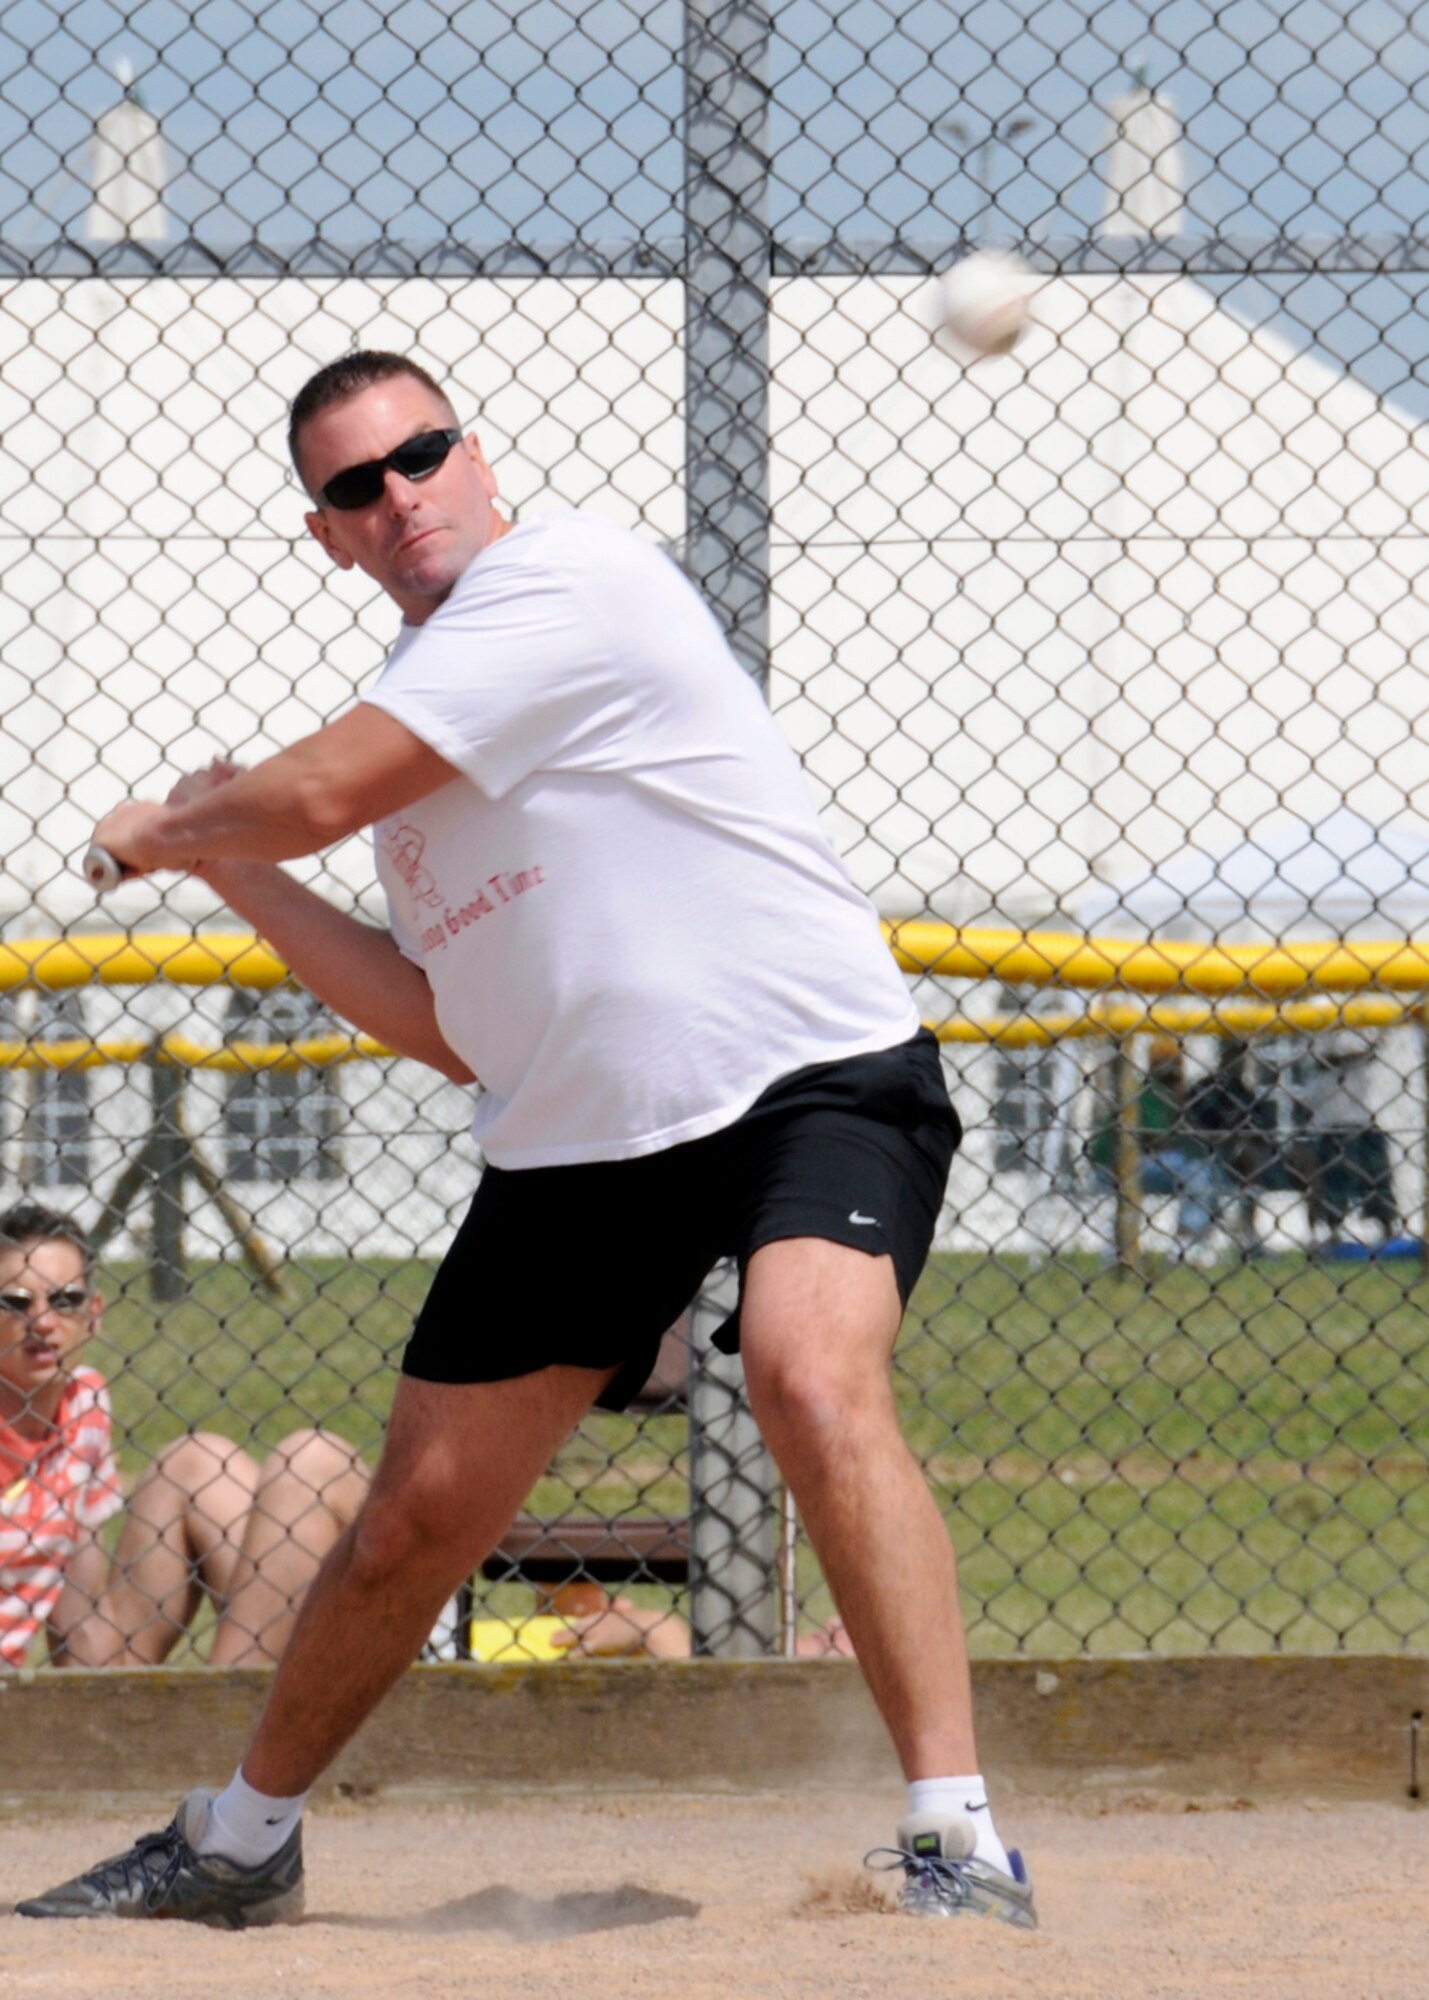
left=317, top=427, right=464, bottom=511
left=0, top=1286, right=89, bottom=1317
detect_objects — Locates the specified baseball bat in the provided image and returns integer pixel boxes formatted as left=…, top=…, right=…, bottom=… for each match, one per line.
left=82, top=845, right=128, bottom=893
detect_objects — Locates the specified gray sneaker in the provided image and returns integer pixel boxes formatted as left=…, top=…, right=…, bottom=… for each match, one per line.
left=866, top=1810, right=1038, bottom=1928
left=17, top=1788, right=304, bottom=1929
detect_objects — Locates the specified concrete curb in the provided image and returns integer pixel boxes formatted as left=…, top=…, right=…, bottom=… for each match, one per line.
left=1, top=1655, right=1423, bottom=1813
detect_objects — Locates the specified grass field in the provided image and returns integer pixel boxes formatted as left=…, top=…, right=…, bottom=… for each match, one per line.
left=900, top=1253, right=1429, bottom=1656
left=84, top=1250, right=1429, bottom=1658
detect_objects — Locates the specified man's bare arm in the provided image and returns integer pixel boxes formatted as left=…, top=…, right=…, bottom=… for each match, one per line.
left=129, top=761, right=473, bottom=1082
left=206, top=860, right=475, bottom=1083
left=92, top=704, right=455, bottom=876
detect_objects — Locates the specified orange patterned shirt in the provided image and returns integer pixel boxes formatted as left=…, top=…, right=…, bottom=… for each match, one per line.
left=0, top=1368, right=123, bottom=1666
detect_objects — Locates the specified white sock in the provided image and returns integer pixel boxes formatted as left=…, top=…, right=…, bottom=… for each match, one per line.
left=906, top=1774, right=1012, bottom=1875
left=196, top=1767, right=309, bottom=1868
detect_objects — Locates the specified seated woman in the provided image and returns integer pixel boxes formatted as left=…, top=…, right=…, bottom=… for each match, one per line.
left=0, top=1201, right=364, bottom=1670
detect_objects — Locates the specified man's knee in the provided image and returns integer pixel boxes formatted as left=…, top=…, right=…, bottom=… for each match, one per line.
left=744, top=1341, right=896, bottom=1450
left=739, top=1239, right=903, bottom=1439
left=344, top=1474, right=474, bottom=1588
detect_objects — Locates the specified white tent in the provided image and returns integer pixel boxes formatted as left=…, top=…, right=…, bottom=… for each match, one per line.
left=768, top=91, right=1429, bottom=926
left=1080, top=804, right=1429, bottom=942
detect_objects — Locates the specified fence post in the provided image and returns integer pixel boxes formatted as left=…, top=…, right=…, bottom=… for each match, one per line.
left=149, top=1044, right=187, bottom=1301
left=683, top=2, right=778, bottom=1653
left=684, top=0, right=771, bottom=685
left=1114, top=1032, right=1144, bottom=1278
left=1422, top=1008, right=1429, bottom=1278
left=687, top=1260, right=778, bottom=1657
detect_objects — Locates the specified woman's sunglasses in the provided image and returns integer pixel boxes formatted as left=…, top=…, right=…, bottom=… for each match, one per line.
left=317, top=427, right=464, bottom=511
left=0, top=1286, right=89, bottom=1318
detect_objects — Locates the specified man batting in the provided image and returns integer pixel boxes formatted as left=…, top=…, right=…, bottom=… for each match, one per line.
left=21, top=351, right=1035, bottom=1930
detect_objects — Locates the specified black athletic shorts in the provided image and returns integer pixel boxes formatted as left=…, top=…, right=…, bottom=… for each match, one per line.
left=401, top=1027, right=961, bottom=1411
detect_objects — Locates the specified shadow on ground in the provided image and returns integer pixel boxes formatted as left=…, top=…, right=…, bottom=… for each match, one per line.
left=314, top=1882, right=700, bottom=1938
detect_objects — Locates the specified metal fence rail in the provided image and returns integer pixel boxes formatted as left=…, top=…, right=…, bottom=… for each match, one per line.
left=0, top=1, right=1426, bottom=1666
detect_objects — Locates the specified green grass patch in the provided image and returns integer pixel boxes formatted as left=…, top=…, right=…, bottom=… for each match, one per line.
left=898, top=1251, right=1429, bottom=1653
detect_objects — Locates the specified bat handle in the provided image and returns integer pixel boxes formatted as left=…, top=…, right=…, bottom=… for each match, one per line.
left=82, top=845, right=126, bottom=893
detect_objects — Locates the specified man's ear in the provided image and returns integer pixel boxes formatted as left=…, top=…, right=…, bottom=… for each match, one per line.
left=464, top=432, right=499, bottom=500
left=305, top=508, right=355, bottom=570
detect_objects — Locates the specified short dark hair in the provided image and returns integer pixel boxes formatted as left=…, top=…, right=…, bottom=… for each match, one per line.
left=288, top=351, right=457, bottom=495
left=0, top=1203, right=93, bottom=1278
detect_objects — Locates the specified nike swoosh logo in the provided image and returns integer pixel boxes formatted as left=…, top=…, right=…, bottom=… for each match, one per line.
left=264, top=1816, right=288, bottom=1826
left=849, top=1210, right=879, bottom=1226
left=966, top=1799, right=989, bottom=1811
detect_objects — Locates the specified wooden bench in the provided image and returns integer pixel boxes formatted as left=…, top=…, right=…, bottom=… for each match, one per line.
left=445, top=1321, right=692, bottom=1652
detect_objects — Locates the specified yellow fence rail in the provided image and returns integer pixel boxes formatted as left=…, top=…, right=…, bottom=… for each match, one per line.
left=0, top=1034, right=390, bottom=1074
left=6, top=926, right=1429, bottom=998
left=0, top=934, right=288, bottom=993
left=884, top=924, right=1429, bottom=997
left=2, top=931, right=1426, bottom=1071
left=0, top=1002, right=1420, bottom=1075
left=940, top=994, right=1423, bottom=1049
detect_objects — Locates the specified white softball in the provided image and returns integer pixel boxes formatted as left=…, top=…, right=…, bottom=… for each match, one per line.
left=938, top=249, right=1037, bottom=357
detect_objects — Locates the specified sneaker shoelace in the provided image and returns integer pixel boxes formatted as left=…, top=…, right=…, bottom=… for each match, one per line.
left=81, top=1823, right=191, bottom=1913
left=864, top=1843, right=980, bottom=1913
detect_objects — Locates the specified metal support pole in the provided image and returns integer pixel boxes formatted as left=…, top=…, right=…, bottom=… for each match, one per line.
left=1114, top=1034, right=1144, bottom=1279
left=1421, top=1008, right=1429, bottom=1279
left=683, top=2, right=778, bottom=1654
left=687, top=1260, right=778, bottom=1657
left=778, top=1484, right=799, bottom=1659
left=684, top=0, right=771, bottom=686
left=149, top=1047, right=187, bottom=1302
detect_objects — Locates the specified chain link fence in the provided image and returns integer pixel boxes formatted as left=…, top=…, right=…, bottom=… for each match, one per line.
left=0, top=1, right=1426, bottom=1668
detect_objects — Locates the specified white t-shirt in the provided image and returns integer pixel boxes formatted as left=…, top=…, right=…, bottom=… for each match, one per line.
left=364, top=513, right=919, bottom=1168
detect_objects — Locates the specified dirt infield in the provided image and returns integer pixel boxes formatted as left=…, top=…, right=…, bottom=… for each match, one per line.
left=0, top=1787, right=1422, bottom=1999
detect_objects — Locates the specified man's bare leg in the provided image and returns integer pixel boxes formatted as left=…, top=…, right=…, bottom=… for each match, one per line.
left=738, top=1238, right=1037, bottom=1923
left=240, top=1362, right=616, bottom=1797
left=739, top=1237, right=977, bottom=1777
left=210, top=1429, right=370, bottom=1667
